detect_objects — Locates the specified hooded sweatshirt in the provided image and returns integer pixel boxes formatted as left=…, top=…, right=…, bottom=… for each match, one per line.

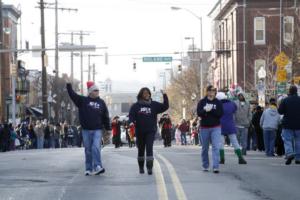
left=129, top=94, right=169, bottom=133
left=220, top=99, right=237, bottom=135
left=260, top=105, right=281, bottom=130
left=197, top=96, right=223, bottom=128
left=66, top=83, right=111, bottom=130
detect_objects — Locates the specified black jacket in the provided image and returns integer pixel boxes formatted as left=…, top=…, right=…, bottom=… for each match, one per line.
left=129, top=94, right=169, bottom=133
left=66, top=83, right=111, bottom=130
left=197, top=97, right=223, bottom=128
left=278, top=94, right=300, bottom=130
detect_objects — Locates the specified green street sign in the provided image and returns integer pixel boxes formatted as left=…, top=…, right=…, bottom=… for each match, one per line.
left=142, top=57, right=172, bottom=62
left=276, top=82, right=287, bottom=95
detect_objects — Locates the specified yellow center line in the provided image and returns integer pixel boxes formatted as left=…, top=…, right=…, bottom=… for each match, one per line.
left=156, top=153, right=187, bottom=200
left=153, top=158, right=169, bottom=200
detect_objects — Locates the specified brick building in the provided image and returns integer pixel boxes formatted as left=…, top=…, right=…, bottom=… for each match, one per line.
left=0, top=4, right=21, bottom=122
left=208, top=0, right=299, bottom=95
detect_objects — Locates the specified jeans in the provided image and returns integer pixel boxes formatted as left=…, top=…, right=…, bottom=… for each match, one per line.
left=37, top=136, right=44, bottom=149
left=263, top=129, right=276, bottom=156
left=237, top=127, right=248, bottom=151
left=281, top=129, right=300, bottom=160
left=181, top=132, right=187, bottom=145
left=220, top=134, right=241, bottom=150
left=200, top=127, right=221, bottom=169
left=82, top=129, right=102, bottom=171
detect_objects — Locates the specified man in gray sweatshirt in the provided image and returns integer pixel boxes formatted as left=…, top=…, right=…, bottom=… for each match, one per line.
left=260, top=98, right=281, bottom=157
left=235, top=93, right=252, bottom=155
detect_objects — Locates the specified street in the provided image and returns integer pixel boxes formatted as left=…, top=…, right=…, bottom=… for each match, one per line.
left=0, top=144, right=299, bottom=200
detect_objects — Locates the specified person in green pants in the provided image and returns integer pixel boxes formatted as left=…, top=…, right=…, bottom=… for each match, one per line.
left=216, top=92, right=247, bottom=164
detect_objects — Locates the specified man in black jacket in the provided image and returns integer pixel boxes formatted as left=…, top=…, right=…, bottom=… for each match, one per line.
left=197, top=85, right=223, bottom=173
left=129, top=88, right=168, bottom=175
left=278, top=85, right=300, bottom=165
left=66, top=80, right=111, bottom=175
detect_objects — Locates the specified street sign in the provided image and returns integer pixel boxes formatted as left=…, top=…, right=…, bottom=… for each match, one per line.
left=274, top=51, right=289, bottom=69
left=277, top=82, right=287, bottom=95
left=142, top=57, right=172, bottom=62
left=277, top=69, right=287, bottom=82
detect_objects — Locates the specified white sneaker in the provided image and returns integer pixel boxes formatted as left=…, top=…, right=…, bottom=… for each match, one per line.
left=94, top=166, right=105, bottom=175
left=85, top=170, right=92, bottom=176
left=202, top=167, right=209, bottom=172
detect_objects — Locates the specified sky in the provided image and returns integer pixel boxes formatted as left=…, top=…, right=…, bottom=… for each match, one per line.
left=5, top=0, right=218, bottom=92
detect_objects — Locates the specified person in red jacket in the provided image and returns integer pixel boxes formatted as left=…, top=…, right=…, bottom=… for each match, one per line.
left=111, top=116, right=121, bottom=148
left=178, top=119, right=189, bottom=145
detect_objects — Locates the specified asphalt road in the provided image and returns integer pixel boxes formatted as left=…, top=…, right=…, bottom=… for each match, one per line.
left=0, top=143, right=299, bottom=200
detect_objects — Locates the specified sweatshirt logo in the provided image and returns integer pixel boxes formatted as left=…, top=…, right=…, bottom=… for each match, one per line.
left=205, top=103, right=217, bottom=110
left=88, top=102, right=100, bottom=109
left=138, top=107, right=151, bottom=115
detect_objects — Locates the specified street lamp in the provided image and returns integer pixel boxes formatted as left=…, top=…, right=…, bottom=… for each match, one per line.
left=171, top=6, right=203, bottom=98
left=257, top=66, right=266, bottom=107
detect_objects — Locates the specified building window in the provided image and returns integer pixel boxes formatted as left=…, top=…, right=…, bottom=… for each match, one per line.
left=254, top=17, right=265, bottom=45
left=254, top=59, right=266, bottom=84
left=284, top=16, right=294, bottom=45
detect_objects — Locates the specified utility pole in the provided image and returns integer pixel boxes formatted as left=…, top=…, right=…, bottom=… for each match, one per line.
left=0, top=0, right=3, bottom=122
left=80, top=31, right=83, bottom=94
left=92, top=63, right=96, bottom=82
left=39, top=0, right=48, bottom=119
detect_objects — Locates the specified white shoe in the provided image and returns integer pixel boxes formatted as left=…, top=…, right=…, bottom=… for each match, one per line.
left=85, top=170, right=92, bottom=176
left=94, top=166, right=105, bottom=175
left=202, top=167, right=209, bottom=172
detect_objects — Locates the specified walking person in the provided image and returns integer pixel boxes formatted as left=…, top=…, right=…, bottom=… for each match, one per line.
left=66, top=80, right=111, bottom=175
left=197, top=86, right=223, bottom=173
left=235, top=92, right=252, bottom=155
left=260, top=98, right=281, bottom=157
left=278, top=86, right=300, bottom=165
left=129, top=88, right=169, bottom=175
left=159, top=114, right=172, bottom=147
left=178, top=119, right=189, bottom=145
left=216, top=92, right=247, bottom=165
left=111, top=116, right=121, bottom=148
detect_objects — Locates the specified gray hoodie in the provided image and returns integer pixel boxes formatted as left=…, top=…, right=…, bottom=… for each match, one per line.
left=260, top=106, right=281, bottom=130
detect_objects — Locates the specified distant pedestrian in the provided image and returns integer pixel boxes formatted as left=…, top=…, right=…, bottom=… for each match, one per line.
left=159, top=114, right=172, bottom=147
left=216, top=92, right=247, bottom=165
left=0, top=124, right=11, bottom=152
left=260, top=98, right=281, bottom=157
left=67, top=80, right=111, bottom=175
left=235, top=92, right=252, bottom=155
left=178, top=119, right=189, bottom=145
left=197, top=86, right=223, bottom=173
left=111, top=116, right=121, bottom=148
left=34, top=120, right=44, bottom=149
left=252, top=105, right=264, bottom=151
left=278, top=86, right=300, bottom=165
left=129, top=88, right=169, bottom=175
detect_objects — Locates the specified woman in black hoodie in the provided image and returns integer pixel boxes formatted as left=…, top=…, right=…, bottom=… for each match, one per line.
left=129, top=87, right=169, bottom=175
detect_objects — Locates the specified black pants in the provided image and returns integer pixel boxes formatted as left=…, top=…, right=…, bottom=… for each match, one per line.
left=162, top=129, right=171, bottom=147
left=137, top=132, right=155, bottom=160
left=255, top=126, right=264, bottom=151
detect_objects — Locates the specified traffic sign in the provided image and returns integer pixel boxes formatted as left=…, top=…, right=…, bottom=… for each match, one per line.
left=277, top=82, right=287, bottom=95
left=142, top=57, right=172, bottom=62
left=274, top=52, right=289, bottom=69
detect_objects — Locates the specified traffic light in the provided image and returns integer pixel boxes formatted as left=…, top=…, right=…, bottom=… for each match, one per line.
left=133, top=62, right=136, bottom=71
left=178, top=64, right=182, bottom=72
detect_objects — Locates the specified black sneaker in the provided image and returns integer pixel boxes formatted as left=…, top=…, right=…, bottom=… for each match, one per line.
left=219, top=159, right=225, bottom=164
left=213, top=169, right=219, bottom=174
left=239, top=158, right=247, bottom=164
left=147, top=168, right=152, bottom=175
left=295, top=160, right=300, bottom=164
left=285, top=156, right=295, bottom=165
